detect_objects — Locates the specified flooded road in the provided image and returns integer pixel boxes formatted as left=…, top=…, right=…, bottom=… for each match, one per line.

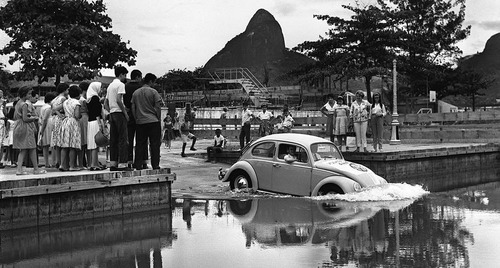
left=2, top=182, right=500, bottom=268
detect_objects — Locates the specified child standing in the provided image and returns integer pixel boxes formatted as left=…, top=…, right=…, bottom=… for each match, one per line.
left=162, top=114, right=174, bottom=150
left=38, top=92, right=57, bottom=167
left=180, top=117, right=197, bottom=157
left=333, top=96, right=350, bottom=151
left=59, top=85, right=82, bottom=171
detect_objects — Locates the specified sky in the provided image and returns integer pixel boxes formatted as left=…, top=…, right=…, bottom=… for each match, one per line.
left=1, top=0, right=500, bottom=78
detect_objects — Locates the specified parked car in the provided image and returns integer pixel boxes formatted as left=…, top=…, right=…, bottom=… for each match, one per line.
left=218, top=133, right=387, bottom=196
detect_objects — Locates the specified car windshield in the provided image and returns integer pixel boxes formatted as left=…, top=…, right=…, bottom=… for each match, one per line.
left=310, top=143, right=342, bottom=161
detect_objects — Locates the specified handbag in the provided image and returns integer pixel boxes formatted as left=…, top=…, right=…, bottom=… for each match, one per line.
left=95, top=130, right=109, bottom=147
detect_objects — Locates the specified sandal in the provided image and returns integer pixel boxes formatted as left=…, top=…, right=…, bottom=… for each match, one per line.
left=33, top=169, right=47, bottom=175
left=16, top=171, right=29, bottom=176
left=59, top=167, right=68, bottom=172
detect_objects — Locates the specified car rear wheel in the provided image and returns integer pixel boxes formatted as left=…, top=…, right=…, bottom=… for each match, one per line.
left=317, top=184, right=344, bottom=196
left=230, top=171, right=252, bottom=190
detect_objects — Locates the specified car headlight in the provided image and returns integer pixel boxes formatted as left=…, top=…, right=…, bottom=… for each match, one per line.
left=353, top=182, right=362, bottom=192
left=218, top=168, right=227, bottom=181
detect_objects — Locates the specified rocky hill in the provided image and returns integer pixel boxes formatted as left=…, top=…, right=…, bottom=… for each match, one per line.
left=203, top=9, right=314, bottom=86
left=460, top=32, right=500, bottom=99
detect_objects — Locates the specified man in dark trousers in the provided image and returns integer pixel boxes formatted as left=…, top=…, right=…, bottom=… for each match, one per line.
left=124, top=69, right=148, bottom=169
left=131, top=73, right=162, bottom=170
left=106, top=66, right=132, bottom=171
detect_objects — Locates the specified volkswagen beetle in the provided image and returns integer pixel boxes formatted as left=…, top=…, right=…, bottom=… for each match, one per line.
left=219, top=133, right=387, bottom=196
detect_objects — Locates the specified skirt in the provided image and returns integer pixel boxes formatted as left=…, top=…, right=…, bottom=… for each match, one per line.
left=59, top=117, right=81, bottom=149
left=334, top=115, right=348, bottom=135
left=13, top=120, right=37, bottom=150
left=51, top=115, right=63, bottom=147
left=163, top=128, right=175, bottom=142
left=87, top=120, right=100, bottom=150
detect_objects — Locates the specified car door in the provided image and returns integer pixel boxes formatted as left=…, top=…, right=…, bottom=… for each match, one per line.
left=271, top=143, right=312, bottom=196
left=247, top=141, right=276, bottom=191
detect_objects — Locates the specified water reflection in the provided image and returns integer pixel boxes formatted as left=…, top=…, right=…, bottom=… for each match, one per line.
left=2, top=182, right=500, bottom=267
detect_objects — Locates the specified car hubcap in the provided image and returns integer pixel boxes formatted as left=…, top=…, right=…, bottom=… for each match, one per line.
left=235, top=176, right=249, bottom=189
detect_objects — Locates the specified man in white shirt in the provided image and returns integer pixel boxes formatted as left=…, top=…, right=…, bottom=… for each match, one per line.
left=106, top=66, right=132, bottom=171
left=239, top=102, right=254, bottom=150
left=206, top=128, right=226, bottom=162
left=256, top=104, right=274, bottom=137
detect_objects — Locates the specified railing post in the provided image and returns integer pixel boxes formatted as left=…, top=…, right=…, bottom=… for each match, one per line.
left=390, top=59, right=401, bottom=145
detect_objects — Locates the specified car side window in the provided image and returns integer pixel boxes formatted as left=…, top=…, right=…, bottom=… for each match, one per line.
left=251, top=142, right=275, bottom=158
left=278, top=144, right=308, bottom=163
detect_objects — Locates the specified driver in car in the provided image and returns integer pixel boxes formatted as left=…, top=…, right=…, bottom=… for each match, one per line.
left=284, top=146, right=297, bottom=162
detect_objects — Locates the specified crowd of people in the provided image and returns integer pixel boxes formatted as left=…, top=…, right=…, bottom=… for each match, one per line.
left=0, top=66, right=171, bottom=175
left=0, top=67, right=389, bottom=175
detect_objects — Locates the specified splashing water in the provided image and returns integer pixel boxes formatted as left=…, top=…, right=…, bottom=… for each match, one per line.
left=313, top=183, right=429, bottom=202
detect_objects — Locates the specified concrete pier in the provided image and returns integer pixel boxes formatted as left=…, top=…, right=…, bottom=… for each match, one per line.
left=0, top=168, right=175, bottom=230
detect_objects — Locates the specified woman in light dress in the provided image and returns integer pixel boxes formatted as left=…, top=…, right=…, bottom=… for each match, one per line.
left=50, top=83, right=69, bottom=166
left=59, top=85, right=82, bottom=171
left=13, top=86, right=45, bottom=175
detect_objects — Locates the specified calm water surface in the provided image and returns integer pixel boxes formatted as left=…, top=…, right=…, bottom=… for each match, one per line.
left=2, top=182, right=500, bottom=268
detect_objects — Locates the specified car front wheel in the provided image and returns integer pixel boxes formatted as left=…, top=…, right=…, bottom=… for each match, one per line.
left=230, top=171, right=253, bottom=190
left=317, top=184, right=344, bottom=196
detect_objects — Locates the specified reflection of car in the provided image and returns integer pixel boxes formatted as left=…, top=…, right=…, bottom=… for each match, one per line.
left=219, top=133, right=387, bottom=196
left=227, top=198, right=384, bottom=247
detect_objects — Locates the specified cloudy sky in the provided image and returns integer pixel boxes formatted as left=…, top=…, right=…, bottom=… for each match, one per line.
left=1, top=0, right=500, bottom=77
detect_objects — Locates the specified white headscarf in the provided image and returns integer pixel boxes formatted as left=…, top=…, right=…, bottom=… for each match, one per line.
left=86, top=82, right=102, bottom=103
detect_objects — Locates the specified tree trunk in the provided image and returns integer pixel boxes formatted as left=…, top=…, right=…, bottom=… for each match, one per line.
left=472, top=94, right=476, bottom=111
left=364, top=75, right=373, bottom=103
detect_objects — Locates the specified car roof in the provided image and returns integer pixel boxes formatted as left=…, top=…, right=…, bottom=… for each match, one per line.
left=255, top=133, right=332, bottom=147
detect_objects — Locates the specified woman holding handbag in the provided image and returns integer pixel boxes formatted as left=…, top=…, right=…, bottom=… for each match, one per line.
left=86, top=82, right=107, bottom=171
left=349, top=90, right=371, bottom=152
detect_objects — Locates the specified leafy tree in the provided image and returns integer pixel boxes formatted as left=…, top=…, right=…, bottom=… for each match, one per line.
left=448, top=68, right=494, bottom=111
left=295, top=4, right=396, bottom=102
left=377, top=0, right=471, bottom=97
left=158, top=68, right=209, bottom=92
left=0, top=63, right=12, bottom=93
left=0, top=0, right=137, bottom=85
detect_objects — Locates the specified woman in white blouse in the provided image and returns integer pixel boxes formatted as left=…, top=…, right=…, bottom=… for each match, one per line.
left=350, top=91, right=371, bottom=152
left=370, top=92, right=386, bottom=152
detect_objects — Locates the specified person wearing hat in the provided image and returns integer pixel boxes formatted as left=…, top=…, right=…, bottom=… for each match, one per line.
left=370, top=92, right=386, bottom=152
left=333, top=95, right=350, bottom=151
left=320, top=94, right=337, bottom=142
left=256, top=104, right=274, bottom=137
left=349, top=90, right=372, bottom=152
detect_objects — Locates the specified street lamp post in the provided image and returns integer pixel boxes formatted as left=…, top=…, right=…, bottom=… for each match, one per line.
left=390, top=59, right=401, bottom=145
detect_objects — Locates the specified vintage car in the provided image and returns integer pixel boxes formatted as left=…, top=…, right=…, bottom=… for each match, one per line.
left=219, top=133, right=387, bottom=196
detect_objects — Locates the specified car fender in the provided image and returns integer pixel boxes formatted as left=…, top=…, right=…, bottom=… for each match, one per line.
left=224, top=161, right=259, bottom=190
left=311, top=176, right=358, bottom=196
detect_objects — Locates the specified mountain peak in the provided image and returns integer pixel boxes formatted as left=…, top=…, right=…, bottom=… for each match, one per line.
left=245, top=9, right=279, bottom=32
